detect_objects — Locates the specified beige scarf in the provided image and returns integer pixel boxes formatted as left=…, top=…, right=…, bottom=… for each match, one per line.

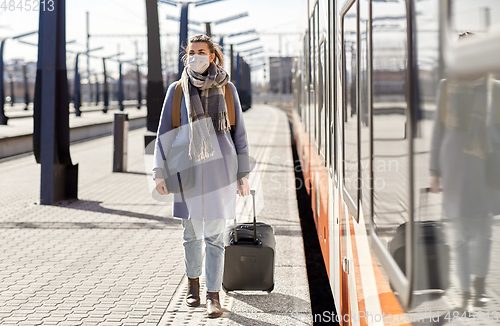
left=180, top=63, right=230, bottom=162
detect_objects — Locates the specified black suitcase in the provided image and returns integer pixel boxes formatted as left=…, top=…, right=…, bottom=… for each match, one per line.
left=388, top=189, right=450, bottom=290
left=222, top=189, right=276, bottom=292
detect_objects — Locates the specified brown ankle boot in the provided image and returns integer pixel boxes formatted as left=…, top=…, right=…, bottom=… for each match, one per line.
left=185, top=277, right=200, bottom=307
left=459, top=291, right=471, bottom=312
left=474, top=277, right=488, bottom=307
left=206, top=291, right=223, bottom=318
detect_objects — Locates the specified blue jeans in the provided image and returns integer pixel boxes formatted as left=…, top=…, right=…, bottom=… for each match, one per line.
left=181, top=218, right=226, bottom=292
left=451, top=214, right=493, bottom=291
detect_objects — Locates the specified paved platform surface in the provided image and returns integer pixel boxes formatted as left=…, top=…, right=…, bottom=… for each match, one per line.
left=0, top=104, right=312, bottom=325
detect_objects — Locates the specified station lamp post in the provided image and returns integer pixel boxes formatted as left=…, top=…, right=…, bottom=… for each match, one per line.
left=221, top=29, right=256, bottom=51
left=118, top=58, right=139, bottom=111
left=204, top=12, right=249, bottom=44
left=158, top=0, right=229, bottom=78
left=239, top=46, right=263, bottom=54
left=222, top=30, right=258, bottom=81
left=167, top=11, right=249, bottom=57
left=20, top=37, right=110, bottom=116
left=74, top=46, right=103, bottom=116
left=23, top=64, right=29, bottom=110
left=0, top=31, right=37, bottom=125
left=8, top=70, right=14, bottom=107
left=102, top=52, right=123, bottom=113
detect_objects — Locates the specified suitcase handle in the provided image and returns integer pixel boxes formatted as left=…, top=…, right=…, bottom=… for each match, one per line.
left=235, top=189, right=257, bottom=244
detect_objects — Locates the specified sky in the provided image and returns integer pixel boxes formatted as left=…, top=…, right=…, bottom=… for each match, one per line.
left=2, top=0, right=498, bottom=85
left=0, top=0, right=305, bottom=84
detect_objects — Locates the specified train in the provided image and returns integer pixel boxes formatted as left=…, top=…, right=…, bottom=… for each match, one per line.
left=292, top=0, right=500, bottom=324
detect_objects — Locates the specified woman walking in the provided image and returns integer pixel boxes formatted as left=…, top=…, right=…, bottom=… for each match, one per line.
left=152, top=35, right=251, bottom=318
left=429, top=34, right=496, bottom=311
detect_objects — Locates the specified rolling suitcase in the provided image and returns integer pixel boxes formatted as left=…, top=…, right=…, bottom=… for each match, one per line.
left=388, top=188, right=450, bottom=290
left=222, top=189, right=276, bottom=292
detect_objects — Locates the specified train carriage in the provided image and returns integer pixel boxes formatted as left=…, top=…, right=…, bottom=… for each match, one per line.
left=292, top=0, right=500, bottom=324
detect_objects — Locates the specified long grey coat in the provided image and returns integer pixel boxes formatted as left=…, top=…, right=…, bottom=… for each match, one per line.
left=152, top=81, right=250, bottom=221
left=429, top=79, right=495, bottom=218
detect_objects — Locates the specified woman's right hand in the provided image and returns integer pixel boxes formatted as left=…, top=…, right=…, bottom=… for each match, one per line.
left=155, top=178, right=169, bottom=195
left=430, top=175, right=440, bottom=193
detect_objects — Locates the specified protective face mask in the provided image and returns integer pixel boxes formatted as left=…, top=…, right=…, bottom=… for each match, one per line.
left=187, top=54, right=210, bottom=73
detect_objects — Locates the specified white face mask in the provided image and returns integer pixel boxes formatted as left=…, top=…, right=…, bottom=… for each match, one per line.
left=187, top=54, right=210, bottom=73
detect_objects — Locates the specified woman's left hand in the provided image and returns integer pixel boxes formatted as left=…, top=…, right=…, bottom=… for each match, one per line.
left=237, top=177, right=250, bottom=196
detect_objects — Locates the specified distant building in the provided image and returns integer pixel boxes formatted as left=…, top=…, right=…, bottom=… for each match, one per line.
left=269, top=57, right=294, bottom=94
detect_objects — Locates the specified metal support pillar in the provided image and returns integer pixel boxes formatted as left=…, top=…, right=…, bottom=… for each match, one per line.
left=118, top=62, right=124, bottom=111
left=74, top=53, right=82, bottom=116
left=205, top=22, right=212, bottom=37
left=219, top=36, right=224, bottom=54
left=136, top=64, right=142, bottom=109
left=86, top=11, right=93, bottom=106
left=0, top=39, right=8, bottom=124
left=102, top=58, right=109, bottom=113
left=23, top=64, right=29, bottom=110
left=145, top=0, right=164, bottom=152
left=178, top=2, right=189, bottom=79
left=113, top=113, right=129, bottom=172
left=230, top=44, right=234, bottom=82
left=34, top=0, right=78, bottom=204
left=95, top=73, right=99, bottom=105
left=9, top=75, right=15, bottom=106
left=235, top=53, right=241, bottom=90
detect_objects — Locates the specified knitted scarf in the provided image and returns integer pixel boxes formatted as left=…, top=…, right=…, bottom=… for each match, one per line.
left=180, top=63, right=230, bottom=162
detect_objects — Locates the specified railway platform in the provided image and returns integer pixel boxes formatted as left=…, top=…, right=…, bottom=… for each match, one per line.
left=2, top=100, right=145, bottom=120
left=0, top=104, right=313, bottom=325
left=0, top=101, right=147, bottom=159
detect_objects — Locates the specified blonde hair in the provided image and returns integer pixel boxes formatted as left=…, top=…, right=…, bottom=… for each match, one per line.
left=181, top=34, right=224, bottom=67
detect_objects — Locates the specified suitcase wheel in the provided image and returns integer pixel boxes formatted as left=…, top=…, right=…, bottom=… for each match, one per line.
left=264, top=284, right=274, bottom=293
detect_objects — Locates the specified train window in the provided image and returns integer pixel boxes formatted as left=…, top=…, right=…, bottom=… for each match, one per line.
left=297, top=35, right=307, bottom=126
left=310, top=15, right=316, bottom=146
left=407, top=0, right=500, bottom=314
left=315, top=6, right=320, bottom=155
left=342, top=2, right=359, bottom=213
left=320, top=2, right=330, bottom=170
left=359, top=0, right=370, bottom=221
left=304, top=31, right=310, bottom=133
left=330, top=1, right=338, bottom=176
left=305, top=30, right=309, bottom=132
left=319, top=41, right=326, bottom=164
left=371, top=0, right=409, bottom=279
left=325, top=0, right=333, bottom=173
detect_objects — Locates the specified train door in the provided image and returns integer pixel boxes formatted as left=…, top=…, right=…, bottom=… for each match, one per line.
left=328, top=0, right=341, bottom=308
left=367, top=0, right=412, bottom=310
left=340, top=0, right=359, bottom=323
left=313, top=1, right=332, bottom=271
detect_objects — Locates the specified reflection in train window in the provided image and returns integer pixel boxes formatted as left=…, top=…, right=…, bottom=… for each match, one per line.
left=371, top=0, right=409, bottom=256
left=409, top=0, right=500, bottom=311
left=342, top=3, right=358, bottom=209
